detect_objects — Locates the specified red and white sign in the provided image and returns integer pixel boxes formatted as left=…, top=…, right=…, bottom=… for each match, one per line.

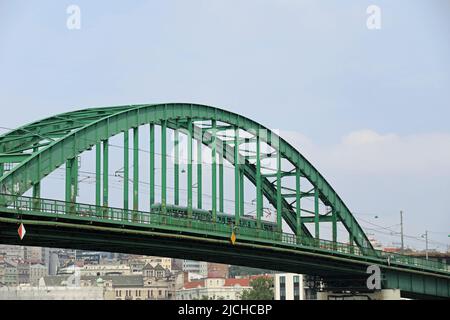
left=18, top=223, right=26, bottom=240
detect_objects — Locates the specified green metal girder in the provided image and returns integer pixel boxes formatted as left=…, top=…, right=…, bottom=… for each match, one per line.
left=161, top=121, right=167, bottom=212
left=219, top=153, right=224, bottom=213
left=234, top=126, right=240, bottom=225
left=197, top=139, right=202, bottom=209
left=0, top=153, right=31, bottom=163
left=102, top=140, right=109, bottom=218
left=123, top=131, right=129, bottom=211
left=174, top=129, right=180, bottom=206
left=187, top=119, right=193, bottom=217
left=211, top=120, right=217, bottom=221
left=256, top=136, right=262, bottom=229
left=0, top=103, right=373, bottom=252
left=133, top=127, right=139, bottom=217
left=149, top=124, right=155, bottom=205
left=95, top=143, right=101, bottom=207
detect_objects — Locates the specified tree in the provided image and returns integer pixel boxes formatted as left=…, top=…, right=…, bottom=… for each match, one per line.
left=228, top=265, right=273, bottom=277
left=240, top=277, right=274, bottom=300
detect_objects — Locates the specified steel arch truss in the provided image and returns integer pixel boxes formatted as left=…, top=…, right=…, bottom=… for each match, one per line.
left=0, top=103, right=373, bottom=253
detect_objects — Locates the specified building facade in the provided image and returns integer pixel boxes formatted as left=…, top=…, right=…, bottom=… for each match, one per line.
left=30, top=264, right=48, bottom=286
left=274, top=273, right=307, bottom=300
left=182, top=260, right=208, bottom=277
left=177, top=278, right=251, bottom=300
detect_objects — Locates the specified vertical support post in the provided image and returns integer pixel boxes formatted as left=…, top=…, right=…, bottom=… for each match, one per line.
left=211, top=120, right=217, bottom=221
left=123, top=131, right=129, bottom=211
left=32, top=181, right=40, bottom=198
left=102, top=139, right=109, bottom=218
left=174, top=129, right=180, bottom=206
left=133, top=127, right=139, bottom=221
left=240, top=169, right=244, bottom=217
left=149, top=124, right=155, bottom=206
left=295, top=169, right=301, bottom=240
left=349, top=233, right=354, bottom=254
left=314, top=188, right=320, bottom=239
left=219, top=151, right=224, bottom=213
left=65, top=158, right=74, bottom=203
left=197, top=139, right=202, bottom=209
left=73, top=157, right=78, bottom=201
left=187, top=119, right=193, bottom=218
left=161, top=121, right=167, bottom=213
left=32, top=147, right=40, bottom=201
left=0, top=163, right=3, bottom=177
left=95, top=143, right=101, bottom=208
left=65, top=157, right=78, bottom=213
left=276, top=150, right=282, bottom=233
left=332, top=209, right=338, bottom=245
left=256, top=135, right=262, bottom=229
left=234, top=126, right=240, bottom=226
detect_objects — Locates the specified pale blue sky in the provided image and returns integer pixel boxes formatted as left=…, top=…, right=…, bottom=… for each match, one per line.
left=0, top=0, right=449, bottom=250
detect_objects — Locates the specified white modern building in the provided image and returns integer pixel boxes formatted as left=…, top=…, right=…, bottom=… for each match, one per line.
left=274, top=273, right=308, bottom=300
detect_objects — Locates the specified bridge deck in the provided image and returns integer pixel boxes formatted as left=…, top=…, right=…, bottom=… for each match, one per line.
left=1, top=195, right=448, bottom=276
left=0, top=195, right=449, bottom=299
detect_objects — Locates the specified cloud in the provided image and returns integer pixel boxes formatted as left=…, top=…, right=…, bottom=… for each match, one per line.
left=281, top=129, right=450, bottom=177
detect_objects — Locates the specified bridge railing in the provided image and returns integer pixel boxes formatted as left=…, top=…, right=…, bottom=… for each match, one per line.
left=0, top=194, right=448, bottom=274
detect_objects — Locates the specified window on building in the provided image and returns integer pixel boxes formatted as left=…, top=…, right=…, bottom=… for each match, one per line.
left=293, top=276, right=300, bottom=300
left=279, top=276, right=286, bottom=300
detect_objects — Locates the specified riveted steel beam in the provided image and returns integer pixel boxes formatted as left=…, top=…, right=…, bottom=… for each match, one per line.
left=211, top=120, right=217, bottom=221
left=149, top=124, right=155, bottom=206
left=123, top=131, right=129, bottom=211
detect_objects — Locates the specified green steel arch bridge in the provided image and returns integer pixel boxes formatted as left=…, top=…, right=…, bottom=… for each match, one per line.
left=0, top=103, right=448, bottom=299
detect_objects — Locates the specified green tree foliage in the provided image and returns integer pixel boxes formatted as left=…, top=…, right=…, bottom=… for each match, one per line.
left=240, top=277, right=274, bottom=300
left=228, top=265, right=273, bottom=277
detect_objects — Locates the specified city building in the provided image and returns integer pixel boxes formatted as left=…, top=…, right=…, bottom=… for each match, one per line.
left=182, top=260, right=208, bottom=277
left=17, top=263, right=30, bottom=285
left=30, top=264, right=48, bottom=286
left=142, top=263, right=170, bottom=278
left=37, top=270, right=181, bottom=300
left=273, top=273, right=312, bottom=300
left=177, top=277, right=252, bottom=300
left=0, top=286, right=105, bottom=300
left=143, top=257, right=172, bottom=271
left=24, top=247, right=43, bottom=264
left=58, top=263, right=131, bottom=276
left=2, top=261, right=18, bottom=287
left=48, top=252, right=59, bottom=276
left=0, top=245, right=24, bottom=260
left=171, top=259, right=184, bottom=271
left=128, top=259, right=146, bottom=273
left=207, top=263, right=229, bottom=278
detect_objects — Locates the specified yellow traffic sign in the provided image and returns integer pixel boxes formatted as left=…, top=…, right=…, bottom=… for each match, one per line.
left=230, top=231, right=236, bottom=245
